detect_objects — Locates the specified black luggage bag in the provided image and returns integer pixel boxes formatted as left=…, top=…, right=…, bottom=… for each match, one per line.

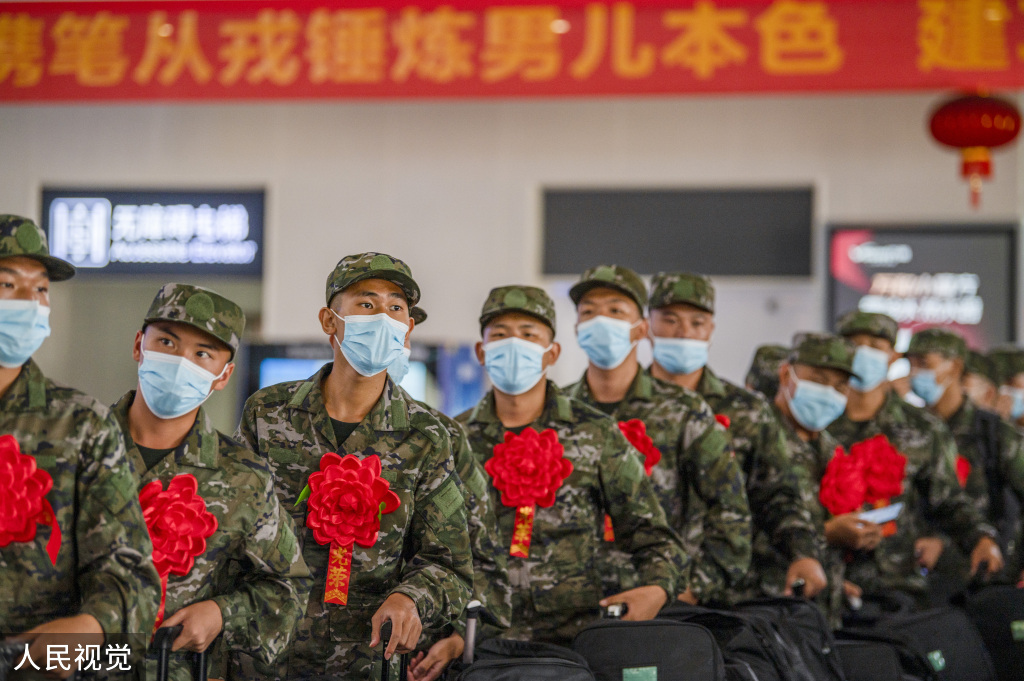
left=961, top=584, right=1024, bottom=681
left=733, top=596, right=846, bottom=681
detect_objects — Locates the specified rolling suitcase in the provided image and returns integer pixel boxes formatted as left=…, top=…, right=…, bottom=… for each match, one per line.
left=572, top=606, right=725, bottom=681
left=152, top=625, right=210, bottom=681
left=833, top=639, right=902, bottom=681
left=962, top=584, right=1024, bottom=681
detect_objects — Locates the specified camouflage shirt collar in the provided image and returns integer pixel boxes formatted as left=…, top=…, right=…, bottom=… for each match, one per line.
left=569, top=364, right=652, bottom=403
left=469, top=380, right=575, bottom=426
left=0, top=359, right=47, bottom=412
left=111, top=390, right=220, bottom=471
left=288, top=362, right=411, bottom=433
left=696, top=366, right=727, bottom=399
left=946, top=395, right=976, bottom=435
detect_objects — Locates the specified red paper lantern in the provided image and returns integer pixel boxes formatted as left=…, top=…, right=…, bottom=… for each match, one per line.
left=929, top=94, right=1021, bottom=208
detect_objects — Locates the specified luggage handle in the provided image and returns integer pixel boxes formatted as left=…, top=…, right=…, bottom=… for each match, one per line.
left=462, top=600, right=498, bottom=666
left=789, top=578, right=806, bottom=599
left=602, top=603, right=629, bottom=620
left=378, top=621, right=407, bottom=681
left=152, top=625, right=184, bottom=681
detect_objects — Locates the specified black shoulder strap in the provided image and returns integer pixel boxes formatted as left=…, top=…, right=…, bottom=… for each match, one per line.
left=973, top=408, right=1005, bottom=518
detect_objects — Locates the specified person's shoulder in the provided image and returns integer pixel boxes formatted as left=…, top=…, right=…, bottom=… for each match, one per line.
left=41, top=375, right=118, bottom=428
left=243, top=377, right=314, bottom=411
left=718, top=375, right=771, bottom=412
left=216, top=430, right=272, bottom=470
left=396, top=389, right=452, bottom=448
left=896, top=396, right=948, bottom=432
left=647, top=373, right=714, bottom=416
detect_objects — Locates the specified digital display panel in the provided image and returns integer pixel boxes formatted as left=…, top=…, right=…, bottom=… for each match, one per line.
left=829, top=225, right=1016, bottom=352
left=41, top=188, right=264, bottom=276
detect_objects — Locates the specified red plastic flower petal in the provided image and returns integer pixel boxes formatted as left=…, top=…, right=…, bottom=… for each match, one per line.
left=485, top=428, right=573, bottom=508
left=305, top=453, right=401, bottom=548
left=855, top=434, right=907, bottom=502
left=140, top=474, right=218, bottom=578
left=955, top=455, right=972, bottom=488
left=617, top=419, right=662, bottom=476
left=819, top=446, right=867, bottom=516
left=0, top=434, right=54, bottom=548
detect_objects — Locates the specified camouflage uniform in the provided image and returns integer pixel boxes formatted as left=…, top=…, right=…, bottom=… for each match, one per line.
left=771, top=334, right=860, bottom=627
left=965, top=350, right=998, bottom=388
left=114, top=284, right=311, bottom=680
left=746, top=344, right=790, bottom=400
left=463, top=286, right=685, bottom=645
left=567, top=267, right=749, bottom=603
left=0, top=216, right=160, bottom=636
left=908, top=329, right=1024, bottom=575
left=647, top=273, right=818, bottom=602
left=235, top=253, right=473, bottom=679
left=829, top=313, right=997, bottom=600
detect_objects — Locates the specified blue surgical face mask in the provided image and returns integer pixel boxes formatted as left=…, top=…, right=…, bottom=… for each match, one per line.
left=1002, top=387, right=1024, bottom=421
left=577, top=316, right=639, bottom=370
left=388, top=347, right=412, bottom=385
left=652, top=337, right=709, bottom=375
left=484, top=337, right=550, bottom=396
left=332, top=311, right=409, bottom=378
left=910, top=368, right=950, bottom=406
left=850, top=345, right=890, bottom=392
left=786, top=367, right=848, bottom=432
left=138, top=350, right=227, bottom=420
left=0, top=299, right=51, bottom=368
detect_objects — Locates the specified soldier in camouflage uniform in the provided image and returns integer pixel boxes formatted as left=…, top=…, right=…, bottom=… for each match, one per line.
left=906, top=328, right=1024, bottom=583
left=457, top=285, right=685, bottom=645
left=828, top=311, right=1002, bottom=603
left=745, top=344, right=790, bottom=400
left=771, top=334, right=861, bottom=627
left=991, top=349, right=1024, bottom=433
left=110, top=283, right=311, bottom=680
left=963, top=350, right=999, bottom=412
left=562, top=266, right=749, bottom=605
left=236, top=253, right=473, bottom=680
left=389, top=306, right=512, bottom=681
left=0, top=215, right=160, bottom=674
left=644, top=272, right=824, bottom=603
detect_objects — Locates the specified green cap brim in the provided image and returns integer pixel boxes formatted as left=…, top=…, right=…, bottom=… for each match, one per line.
left=15, top=254, right=76, bottom=282
left=569, top=280, right=643, bottom=310
left=333, top=270, right=420, bottom=306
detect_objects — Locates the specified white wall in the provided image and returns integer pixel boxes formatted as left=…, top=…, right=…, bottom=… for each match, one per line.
left=1, top=93, right=1020, bottom=426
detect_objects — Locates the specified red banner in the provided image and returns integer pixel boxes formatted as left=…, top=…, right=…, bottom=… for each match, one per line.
left=2, top=0, right=1023, bottom=102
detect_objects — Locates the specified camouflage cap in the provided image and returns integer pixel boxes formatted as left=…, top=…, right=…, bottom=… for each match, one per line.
left=835, top=310, right=899, bottom=345
left=649, top=272, right=715, bottom=314
left=411, top=306, right=427, bottom=325
left=569, top=264, right=647, bottom=311
left=789, top=332, right=857, bottom=377
left=906, top=328, right=967, bottom=361
left=144, top=283, right=246, bottom=357
left=479, top=285, right=556, bottom=336
left=965, top=350, right=998, bottom=385
left=325, top=252, right=420, bottom=307
left=0, top=215, right=75, bottom=281
left=988, top=346, right=1021, bottom=384
left=996, top=348, right=1024, bottom=382
left=745, top=343, right=790, bottom=397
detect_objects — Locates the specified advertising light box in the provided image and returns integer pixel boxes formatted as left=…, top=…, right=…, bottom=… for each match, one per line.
left=829, top=225, right=1017, bottom=351
left=41, top=188, right=264, bottom=277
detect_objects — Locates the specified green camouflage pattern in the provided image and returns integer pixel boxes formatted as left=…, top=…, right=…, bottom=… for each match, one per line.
left=965, top=351, right=998, bottom=385
left=835, top=310, right=899, bottom=345
left=648, top=272, right=715, bottom=313
left=772, top=404, right=846, bottom=628
left=325, top=252, right=421, bottom=307
left=110, top=392, right=311, bottom=679
left=827, top=391, right=997, bottom=599
left=944, top=398, right=1024, bottom=572
left=696, top=367, right=823, bottom=603
left=410, top=307, right=428, bottom=326
left=0, top=360, right=160, bottom=634
left=906, top=328, right=967, bottom=361
left=144, top=283, right=246, bottom=356
left=569, top=264, right=648, bottom=311
left=0, top=214, right=75, bottom=281
left=991, top=347, right=1024, bottom=384
left=235, top=365, right=473, bottom=678
left=479, top=285, right=556, bottom=335
left=415, top=404, right=513, bottom=639
left=745, top=344, right=789, bottom=399
left=565, top=368, right=749, bottom=604
left=790, top=333, right=857, bottom=377
left=456, top=381, right=686, bottom=645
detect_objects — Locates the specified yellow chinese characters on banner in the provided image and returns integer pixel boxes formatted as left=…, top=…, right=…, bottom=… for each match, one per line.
left=0, top=1, right=1022, bottom=99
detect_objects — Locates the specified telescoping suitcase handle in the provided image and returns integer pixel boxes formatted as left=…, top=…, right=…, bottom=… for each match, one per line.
left=152, top=625, right=210, bottom=681
left=378, top=621, right=409, bottom=681
left=461, top=600, right=500, bottom=666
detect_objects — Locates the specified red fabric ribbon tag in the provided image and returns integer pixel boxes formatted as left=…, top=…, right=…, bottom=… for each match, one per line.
left=0, top=434, right=60, bottom=566
left=715, top=414, right=731, bottom=430
left=304, top=453, right=400, bottom=605
left=139, top=474, right=218, bottom=629
left=956, top=455, right=972, bottom=488
left=486, top=428, right=573, bottom=558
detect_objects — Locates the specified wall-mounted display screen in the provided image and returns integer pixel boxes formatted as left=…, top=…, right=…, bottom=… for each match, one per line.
left=41, top=188, right=264, bottom=276
left=828, top=225, right=1017, bottom=352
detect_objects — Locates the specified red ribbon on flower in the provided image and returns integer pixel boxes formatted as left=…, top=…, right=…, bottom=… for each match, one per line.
left=140, top=474, right=218, bottom=628
left=0, top=434, right=60, bottom=565
left=604, top=420, right=662, bottom=541
left=955, top=455, right=972, bottom=488
left=715, top=414, right=732, bottom=430
left=819, top=446, right=868, bottom=516
left=485, top=428, right=573, bottom=558
left=304, top=453, right=400, bottom=605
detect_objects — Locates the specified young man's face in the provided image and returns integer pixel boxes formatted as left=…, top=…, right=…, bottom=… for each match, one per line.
left=648, top=302, right=714, bottom=342
left=0, top=256, right=49, bottom=306
left=907, top=351, right=961, bottom=389
left=576, top=287, right=643, bottom=326
left=845, top=332, right=897, bottom=363
left=134, top=321, right=234, bottom=389
left=323, top=278, right=413, bottom=344
left=781, top=362, right=851, bottom=395
left=476, top=311, right=559, bottom=367
left=963, top=373, right=997, bottom=409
